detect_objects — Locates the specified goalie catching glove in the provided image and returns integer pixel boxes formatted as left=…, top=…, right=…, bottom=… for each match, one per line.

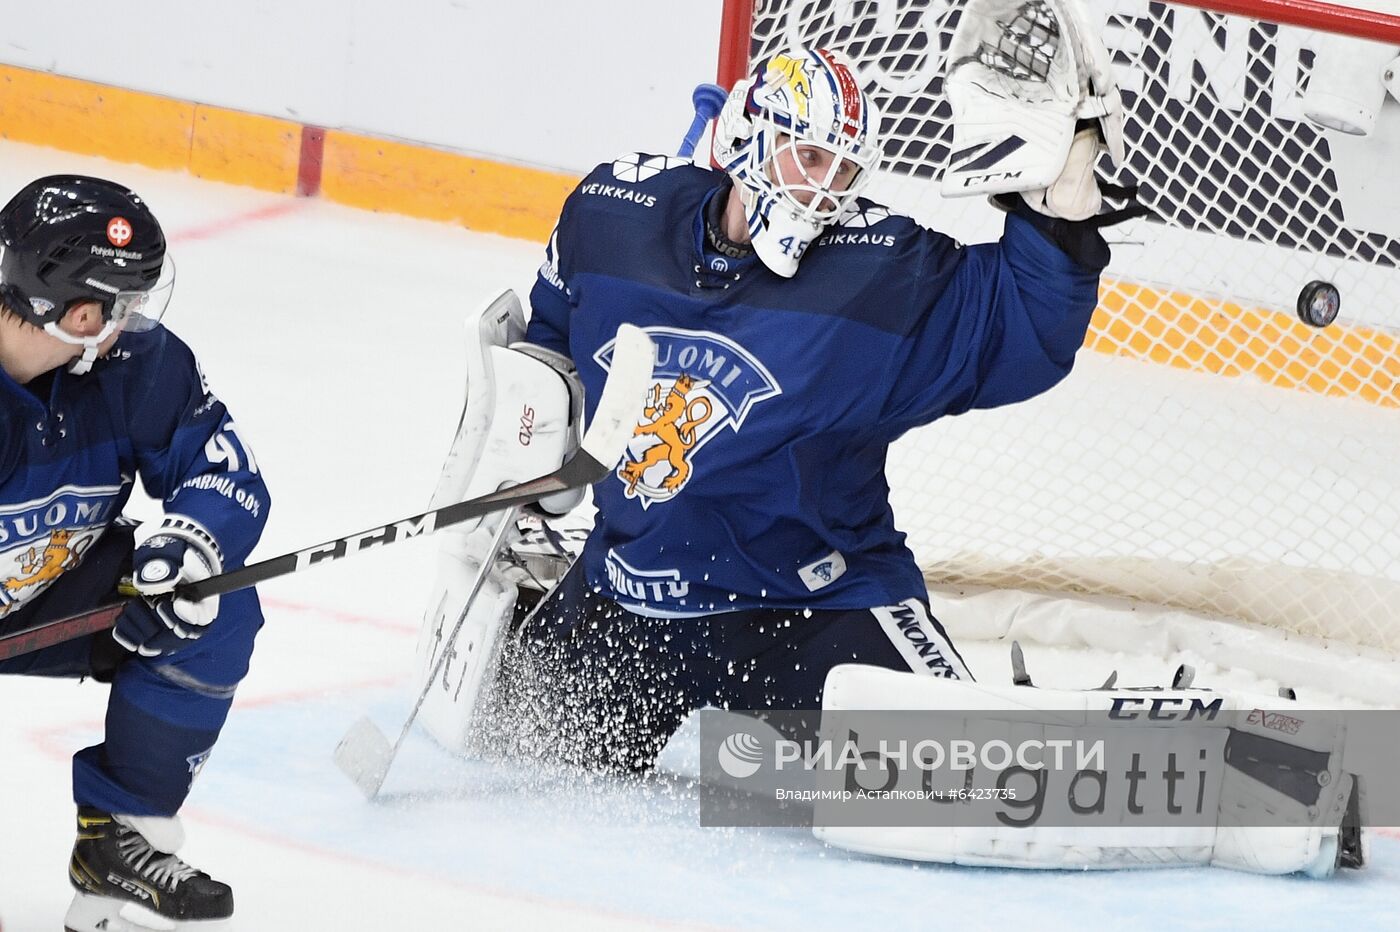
left=942, top=0, right=1126, bottom=222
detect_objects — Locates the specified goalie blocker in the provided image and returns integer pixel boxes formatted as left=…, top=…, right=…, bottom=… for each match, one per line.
left=414, top=289, right=583, bottom=753
left=814, top=664, right=1367, bottom=878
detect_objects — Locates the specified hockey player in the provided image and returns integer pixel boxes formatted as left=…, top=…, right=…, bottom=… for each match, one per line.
left=409, top=24, right=1366, bottom=878
left=0, top=176, right=268, bottom=930
left=440, top=39, right=1126, bottom=774
left=417, top=27, right=1130, bottom=770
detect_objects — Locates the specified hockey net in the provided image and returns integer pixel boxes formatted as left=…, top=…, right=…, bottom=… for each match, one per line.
left=721, top=0, right=1400, bottom=653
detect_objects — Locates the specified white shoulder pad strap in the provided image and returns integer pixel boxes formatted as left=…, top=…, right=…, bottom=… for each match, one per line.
left=816, top=664, right=1361, bottom=877
left=414, top=288, right=577, bottom=754
left=941, top=0, right=1123, bottom=198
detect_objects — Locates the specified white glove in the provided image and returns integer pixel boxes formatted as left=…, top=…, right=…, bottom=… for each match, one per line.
left=113, top=521, right=222, bottom=658
left=942, top=0, right=1125, bottom=216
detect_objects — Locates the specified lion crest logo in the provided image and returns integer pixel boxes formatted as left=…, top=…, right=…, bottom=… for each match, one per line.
left=619, top=373, right=714, bottom=496
left=595, top=328, right=782, bottom=508
left=3, top=528, right=85, bottom=595
left=0, top=485, right=120, bottom=618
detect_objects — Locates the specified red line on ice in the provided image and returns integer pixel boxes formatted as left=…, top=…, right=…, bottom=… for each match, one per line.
left=169, top=200, right=306, bottom=243
left=260, top=595, right=418, bottom=635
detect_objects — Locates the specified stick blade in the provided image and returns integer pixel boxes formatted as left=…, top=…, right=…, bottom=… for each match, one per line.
left=579, top=324, right=654, bottom=469
left=334, top=716, right=395, bottom=799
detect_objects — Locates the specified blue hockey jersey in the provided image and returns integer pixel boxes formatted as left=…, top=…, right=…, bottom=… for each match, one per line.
left=0, top=326, right=268, bottom=619
left=525, top=153, right=1103, bottom=616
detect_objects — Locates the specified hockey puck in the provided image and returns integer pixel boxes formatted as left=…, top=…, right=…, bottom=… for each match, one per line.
left=1297, top=280, right=1340, bottom=328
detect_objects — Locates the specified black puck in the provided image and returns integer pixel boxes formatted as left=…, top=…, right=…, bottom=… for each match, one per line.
left=1297, top=280, right=1340, bottom=328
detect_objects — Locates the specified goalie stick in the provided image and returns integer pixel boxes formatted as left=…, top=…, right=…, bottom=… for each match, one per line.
left=0, top=324, right=655, bottom=664
left=333, top=503, right=520, bottom=799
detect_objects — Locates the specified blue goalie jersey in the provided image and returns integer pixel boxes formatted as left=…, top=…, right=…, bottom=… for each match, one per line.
left=525, top=153, right=1104, bottom=616
left=0, top=326, right=268, bottom=620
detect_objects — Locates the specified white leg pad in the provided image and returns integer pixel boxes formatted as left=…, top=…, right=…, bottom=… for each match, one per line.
left=416, top=524, right=519, bottom=752
left=814, top=664, right=1365, bottom=876
left=413, top=289, right=575, bottom=754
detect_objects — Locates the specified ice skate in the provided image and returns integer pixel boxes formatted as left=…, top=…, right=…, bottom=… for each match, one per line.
left=65, top=807, right=232, bottom=932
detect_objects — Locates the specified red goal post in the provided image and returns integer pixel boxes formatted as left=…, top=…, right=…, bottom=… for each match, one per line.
left=719, top=0, right=1400, bottom=83
left=712, top=0, right=1400, bottom=654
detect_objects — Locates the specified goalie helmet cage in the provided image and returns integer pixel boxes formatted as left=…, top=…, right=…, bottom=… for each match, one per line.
left=716, top=0, right=1400, bottom=652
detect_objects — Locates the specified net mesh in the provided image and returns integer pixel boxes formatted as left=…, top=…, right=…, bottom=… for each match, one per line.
left=744, top=0, right=1400, bottom=649
left=974, top=0, right=1061, bottom=80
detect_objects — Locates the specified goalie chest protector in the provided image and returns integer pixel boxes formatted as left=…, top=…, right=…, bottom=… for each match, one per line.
left=525, top=153, right=1104, bottom=616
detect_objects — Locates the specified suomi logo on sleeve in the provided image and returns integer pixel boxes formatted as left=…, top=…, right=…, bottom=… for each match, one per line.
left=593, top=328, right=781, bottom=508
left=538, top=225, right=571, bottom=298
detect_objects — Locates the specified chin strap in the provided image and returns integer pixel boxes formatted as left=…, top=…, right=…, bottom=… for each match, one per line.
left=67, top=342, right=101, bottom=375
left=43, top=320, right=117, bottom=375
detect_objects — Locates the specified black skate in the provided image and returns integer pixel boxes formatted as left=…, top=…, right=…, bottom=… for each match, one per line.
left=65, top=807, right=233, bottom=931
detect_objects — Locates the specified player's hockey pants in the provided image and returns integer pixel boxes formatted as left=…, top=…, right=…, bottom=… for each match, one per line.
left=503, top=562, right=971, bottom=772
left=0, top=524, right=263, bottom=816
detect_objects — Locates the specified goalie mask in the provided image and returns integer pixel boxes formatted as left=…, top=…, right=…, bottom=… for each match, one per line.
left=0, top=175, right=174, bottom=374
left=713, top=48, right=883, bottom=278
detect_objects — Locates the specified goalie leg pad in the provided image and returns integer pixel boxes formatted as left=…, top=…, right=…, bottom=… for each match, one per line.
left=417, top=520, right=520, bottom=753
left=425, top=288, right=579, bottom=523
left=814, top=665, right=1365, bottom=876
left=414, top=289, right=578, bottom=754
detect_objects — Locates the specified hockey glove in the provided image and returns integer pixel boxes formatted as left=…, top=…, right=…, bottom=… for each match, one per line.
left=941, top=0, right=1126, bottom=221
left=113, top=526, right=222, bottom=658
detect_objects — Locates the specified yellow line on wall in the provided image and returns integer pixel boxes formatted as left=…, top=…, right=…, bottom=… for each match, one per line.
left=0, top=63, right=574, bottom=239
left=1093, top=280, right=1400, bottom=408
left=319, top=130, right=576, bottom=243
left=0, top=64, right=301, bottom=192
left=0, top=63, right=1394, bottom=409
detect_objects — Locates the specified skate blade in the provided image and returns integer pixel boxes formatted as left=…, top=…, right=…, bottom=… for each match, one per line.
left=65, top=891, right=232, bottom=931
left=334, top=715, right=394, bottom=799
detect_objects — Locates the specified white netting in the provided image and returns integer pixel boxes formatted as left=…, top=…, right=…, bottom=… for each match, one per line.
left=745, top=0, right=1400, bottom=649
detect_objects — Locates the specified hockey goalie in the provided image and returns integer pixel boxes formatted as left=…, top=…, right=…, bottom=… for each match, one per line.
left=406, top=0, right=1367, bottom=879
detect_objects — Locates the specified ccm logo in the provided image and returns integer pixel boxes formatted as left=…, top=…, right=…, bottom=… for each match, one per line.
left=958, top=170, right=1024, bottom=186
left=518, top=405, right=535, bottom=445
left=1108, top=696, right=1223, bottom=721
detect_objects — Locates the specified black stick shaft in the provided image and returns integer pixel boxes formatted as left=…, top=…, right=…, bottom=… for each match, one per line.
left=0, top=450, right=606, bottom=662
left=178, top=450, right=603, bottom=602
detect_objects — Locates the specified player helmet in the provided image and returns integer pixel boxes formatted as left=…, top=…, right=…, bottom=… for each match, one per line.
left=0, top=175, right=174, bottom=373
left=712, top=47, right=883, bottom=277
